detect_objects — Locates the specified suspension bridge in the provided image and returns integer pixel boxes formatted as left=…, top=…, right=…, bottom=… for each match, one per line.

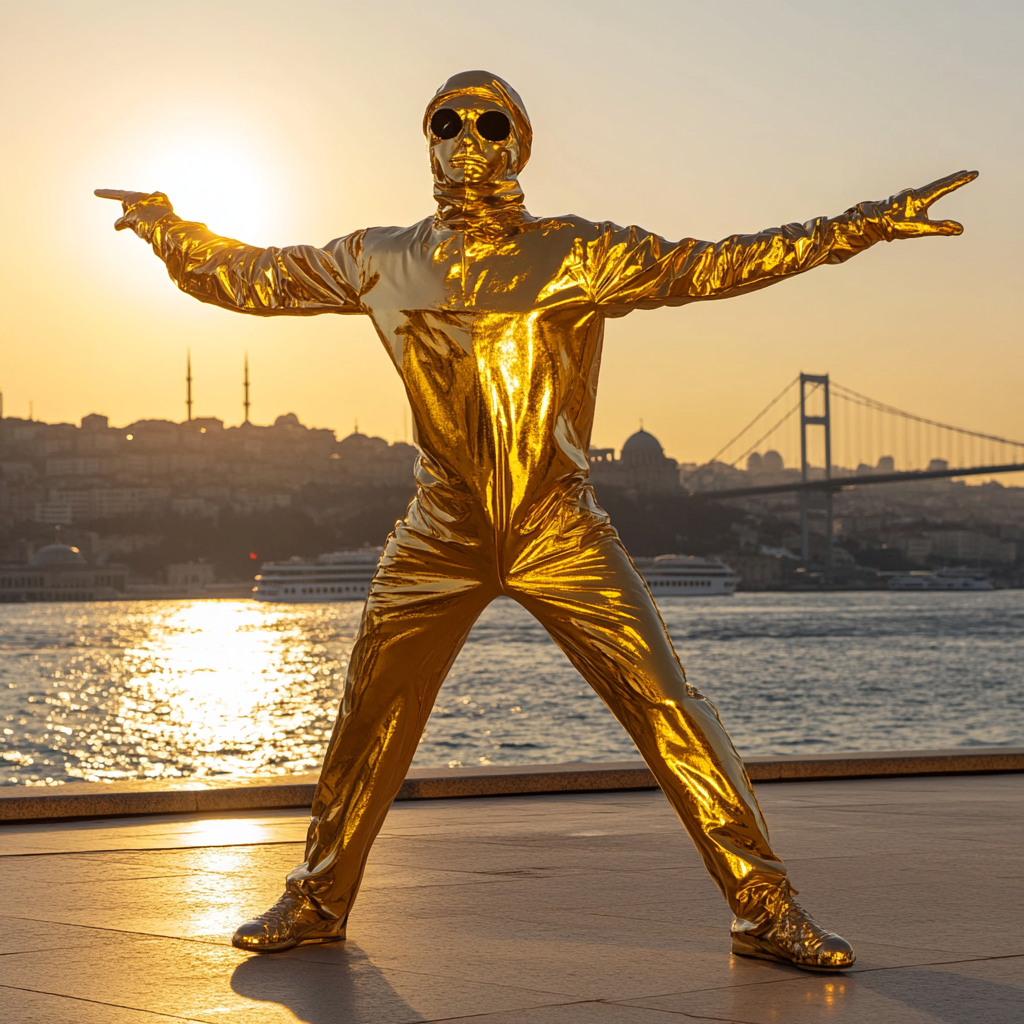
left=688, top=373, right=1024, bottom=566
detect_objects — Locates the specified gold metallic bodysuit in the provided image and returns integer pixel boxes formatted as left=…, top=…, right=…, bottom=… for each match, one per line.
left=102, top=71, right=973, bottom=945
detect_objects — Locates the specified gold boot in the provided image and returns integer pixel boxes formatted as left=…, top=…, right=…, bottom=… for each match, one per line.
left=231, top=884, right=347, bottom=953
left=731, top=888, right=855, bottom=972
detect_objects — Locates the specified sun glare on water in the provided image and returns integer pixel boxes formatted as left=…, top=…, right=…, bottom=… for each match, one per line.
left=4, top=601, right=361, bottom=785
left=93, top=601, right=346, bottom=780
left=117, top=602, right=300, bottom=750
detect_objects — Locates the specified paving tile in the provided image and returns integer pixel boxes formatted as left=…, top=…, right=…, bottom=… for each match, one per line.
left=759, top=810, right=1021, bottom=864
left=0, top=808, right=311, bottom=857
left=2, top=874, right=279, bottom=945
left=228, top=949, right=558, bottom=1024
left=0, top=987, right=207, bottom=1024
left=378, top=792, right=679, bottom=839
left=0, top=922, right=561, bottom=1024
left=0, top=917, right=86, bottom=956
left=362, top=835, right=690, bottom=876
left=0, top=854, right=194, bottom=887
left=757, top=853, right=1020, bottom=959
left=0, top=776, right=1019, bottom=1024
left=426, top=1001, right=692, bottom=1023
left=624, top=953, right=1024, bottom=1024
left=305, top=908, right=780, bottom=1002
left=351, top=864, right=721, bottom=934
left=57, top=843, right=303, bottom=876
left=0, top=861, right=554, bottom=944
left=849, top=955, right=1024, bottom=1024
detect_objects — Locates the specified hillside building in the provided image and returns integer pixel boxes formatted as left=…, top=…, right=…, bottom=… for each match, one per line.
left=588, top=428, right=680, bottom=494
left=0, top=536, right=127, bottom=602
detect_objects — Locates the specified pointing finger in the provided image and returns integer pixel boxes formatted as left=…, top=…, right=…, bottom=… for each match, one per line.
left=928, top=218, right=964, bottom=236
left=916, top=170, right=979, bottom=207
left=899, top=218, right=965, bottom=238
left=95, top=189, right=155, bottom=206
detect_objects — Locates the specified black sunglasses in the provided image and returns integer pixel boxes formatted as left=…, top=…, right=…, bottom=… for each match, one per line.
left=430, top=108, right=511, bottom=143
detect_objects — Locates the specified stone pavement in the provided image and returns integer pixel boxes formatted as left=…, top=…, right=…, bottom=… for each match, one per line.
left=0, top=774, right=1020, bottom=1023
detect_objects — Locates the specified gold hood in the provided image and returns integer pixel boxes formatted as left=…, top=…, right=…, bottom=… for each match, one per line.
left=423, top=70, right=533, bottom=227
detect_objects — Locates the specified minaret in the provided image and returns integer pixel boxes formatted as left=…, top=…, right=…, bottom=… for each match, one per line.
left=186, top=350, right=193, bottom=422
left=243, top=353, right=251, bottom=425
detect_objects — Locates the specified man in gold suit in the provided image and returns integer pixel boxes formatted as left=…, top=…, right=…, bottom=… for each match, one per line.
left=98, top=70, right=975, bottom=971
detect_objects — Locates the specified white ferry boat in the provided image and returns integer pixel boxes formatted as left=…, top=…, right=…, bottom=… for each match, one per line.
left=253, top=549, right=382, bottom=602
left=633, top=554, right=740, bottom=597
left=889, top=568, right=993, bottom=591
left=254, top=549, right=738, bottom=602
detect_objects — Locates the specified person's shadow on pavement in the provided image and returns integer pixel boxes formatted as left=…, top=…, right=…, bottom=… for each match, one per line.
left=851, top=964, right=1021, bottom=1024
left=231, top=942, right=423, bottom=1024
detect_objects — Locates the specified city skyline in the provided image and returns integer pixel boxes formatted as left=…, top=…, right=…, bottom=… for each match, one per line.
left=8, top=346, right=1023, bottom=484
left=4, top=390, right=1018, bottom=588
left=1, top=1, right=1020, bottom=468
left=5, top=388, right=1018, bottom=486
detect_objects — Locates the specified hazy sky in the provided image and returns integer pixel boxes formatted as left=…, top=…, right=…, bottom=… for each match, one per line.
left=1, top=0, right=1021, bottom=471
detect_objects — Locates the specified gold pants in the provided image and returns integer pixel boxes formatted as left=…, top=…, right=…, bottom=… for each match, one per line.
left=288, top=499, right=788, bottom=922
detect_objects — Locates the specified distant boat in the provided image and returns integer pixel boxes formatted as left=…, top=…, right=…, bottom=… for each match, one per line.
left=254, top=549, right=740, bottom=602
left=634, top=554, right=740, bottom=597
left=253, top=549, right=382, bottom=602
left=889, top=568, right=994, bottom=591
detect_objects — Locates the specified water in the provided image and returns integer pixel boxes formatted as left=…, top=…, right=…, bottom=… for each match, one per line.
left=1, top=592, right=1021, bottom=786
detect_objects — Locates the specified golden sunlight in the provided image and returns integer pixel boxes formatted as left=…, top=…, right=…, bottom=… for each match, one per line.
left=59, top=600, right=355, bottom=782
left=133, top=137, right=281, bottom=242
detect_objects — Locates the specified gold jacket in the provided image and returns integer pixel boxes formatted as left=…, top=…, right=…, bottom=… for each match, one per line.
left=119, top=188, right=896, bottom=538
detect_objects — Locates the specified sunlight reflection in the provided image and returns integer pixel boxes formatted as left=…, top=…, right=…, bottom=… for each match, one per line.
left=176, top=818, right=281, bottom=848
left=37, top=600, right=361, bottom=784
left=3, top=593, right=1020, bottom=786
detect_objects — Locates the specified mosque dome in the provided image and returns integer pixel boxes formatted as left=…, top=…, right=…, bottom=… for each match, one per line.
left=337, top=431, right=389, bottom=455
left=621, top=428, right=664, bottom=463
left=31, top=543, right=86, bottom=566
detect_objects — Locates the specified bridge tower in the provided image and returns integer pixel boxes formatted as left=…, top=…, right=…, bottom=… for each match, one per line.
left=799, top=373, right=834, bottom=570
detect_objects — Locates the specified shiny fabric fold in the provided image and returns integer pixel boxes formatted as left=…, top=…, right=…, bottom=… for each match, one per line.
left=109, top=73, right=958, bottom=931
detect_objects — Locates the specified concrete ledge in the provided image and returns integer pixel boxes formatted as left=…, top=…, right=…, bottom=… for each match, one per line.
left=743, top=747, right=1024, bottom=781
left=0, top=747, right=1020, bottom=823
left=0, top=774, right=322, bottom=824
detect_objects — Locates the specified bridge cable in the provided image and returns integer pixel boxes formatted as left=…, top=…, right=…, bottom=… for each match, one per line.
left=729, top=399, right=804, bottom=468
left=831, top=383, right=1024, bottom=449
left=707, top=375, right=799, bottom=465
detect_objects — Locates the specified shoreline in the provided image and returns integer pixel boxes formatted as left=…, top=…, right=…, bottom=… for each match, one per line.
left=2, top=746, right=1020, bottom=824
left=2, top=584, right=1021, bottom=604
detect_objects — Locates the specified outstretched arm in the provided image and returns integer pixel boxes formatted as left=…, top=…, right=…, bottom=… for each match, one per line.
left=591, top=170, right=977, bottom=312
left=95, top=190, right=364, bottom=316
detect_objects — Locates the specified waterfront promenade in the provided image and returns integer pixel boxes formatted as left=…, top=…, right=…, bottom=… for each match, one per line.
left=1, top=772, right=1020, bottom=1023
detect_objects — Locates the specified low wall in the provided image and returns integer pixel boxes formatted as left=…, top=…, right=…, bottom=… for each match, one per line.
left=1, top=747, right=1020, bottom=823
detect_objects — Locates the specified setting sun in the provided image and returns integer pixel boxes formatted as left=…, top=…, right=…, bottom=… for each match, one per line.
left=128, top=136, right=283, bottom=243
